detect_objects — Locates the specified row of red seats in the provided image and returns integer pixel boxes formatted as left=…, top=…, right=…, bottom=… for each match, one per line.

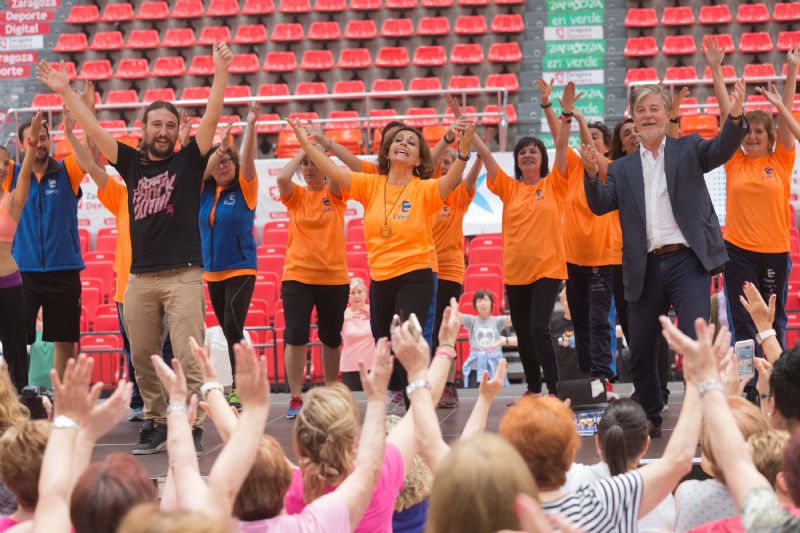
left=625, top=32, right=800, bottom=58
left=56, top=15, right=523, bottom=52
left=625, top=63, right=793, bottom=86
left=625, top=4, right=800, bottom=28
left=60, top=44, right=518, bottom=81
left=66, top=0, right=523, bottom=24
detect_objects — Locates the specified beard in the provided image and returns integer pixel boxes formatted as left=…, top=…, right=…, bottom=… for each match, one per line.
left=34, top=151, right=49, bottom=164
left=146, top=138, right=174, bottom=159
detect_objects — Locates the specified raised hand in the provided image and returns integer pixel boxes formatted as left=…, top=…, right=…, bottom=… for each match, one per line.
left=671, top=87, right=690, bottom=119
left=78, top=79, right=96, bottom=114
left=219, top=117, right=235, bottom=151
left=80, top=380, right=133, bottom=441
left=232, top=342, right=269, bottom=409
left=189, top=336, right=218, bottom=383
left=536, top=78, right=555, bottom=106
left=730, top=78, right=746, bottom=118
left=659, top=316, right=718, bottom=384
left=36, top=60, right=71, bottom=94
left=739, top=281, right=776, bottom=332
left=482, top=127, right=495, bottom=144
left=702, top=35, right=725, bottom=67
left=444, top=93, right=464, bottom=118
left=479, top=359, right=507, bottom=401
left=788, top=45, right=800, bottom=67
left=302, top=119, right=327, bottom=146
left=755, top=83, right=783, bottom=109
left=579, top=143, right=600, bottom=176
left=178, top=111, right=192, bottom=147
left=391, top=318, right=430, bottom=379
left=29, top=109, right=45, bottom=141
left=458, top=122, right=477, bottom=154
left=753, top=358, right=773, bottom=396
left=152, top=355, right=189, bottom=405
left=51, top=354, right=101, bottom=424
left=360, top=337, right=393, bottom=402
left=246, top=102, right=259, bottom=126
left=286, top=117, right=310, bottom=146
left=448, top=116, right=472, bottom=138
left=213, top=42, right=234, bottom=72
left=557, top=81, right=583, bottom=115
left=438, top=297, right=462, bottom=348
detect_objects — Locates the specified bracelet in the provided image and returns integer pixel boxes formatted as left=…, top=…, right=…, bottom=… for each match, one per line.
left=435, top=350, right=457, bottom=361
left=53, top=415, right=80, bottom=430
left=167, top=403, right=188, bottom=414
left=200, top=381, right=225, bottom=400
left=697, top=378, right=724, bottom=397
left=669, top=117, right=680, bottom=124
left=27, top=139, right=37, bottom=148
left=730, top=114, right=742, bottom=121
left=405, top=379, right=431, bottom=398
left=438, top=343, right=456, bottom=352
left=540, top=102, right=552, bottom=109
left=560, top=111, right=574, bottom=118
left=559, top=115, right=572, bottom=124
left=457, top=151, right=470, bottom=162
left=443, top=134, right=455, bottom=144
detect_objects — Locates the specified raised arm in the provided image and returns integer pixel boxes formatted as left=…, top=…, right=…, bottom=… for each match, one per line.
left=554, top=82, right=580, bottom=177
left=582, top=144, right=618, bottom=215
left=432, top=116, right=469, bottom=167
left=777, top=47, right=800, bottom=150
left=8, top=110, right=42, bottom=217
left=702, top=36, right=732, bottom=125
left=287, top=118, right=351, bottom=190
left=697, top=79, right=746, bottom=172
left=36, top=61, right=117, bottom=163
left=537, top=78, right=559, bottom=141
left=63, top=109, right=108, bottom=190
left=240, top=103, right=259, bottom=182
left=757, top=84, right=800, bottom=146
left=276, top=149, right=304, bottom=201
left=190, top=338, right=238, bottom=440
left=461, top=359, right=507, bottom=439
left=195, top=43, right=234, bottom=156
left=739, top=280, right=783, bottom=363
left=438, top=122, right=476, bottom=201
left=304, top=121, right=364, bottom=172
left=203, top=119, right=235, bottom=180
left=667, top=87, right=689, bottom=139
left=462, top=128, right=492, bottom=195
left=178, top=111, right=192, bottom=149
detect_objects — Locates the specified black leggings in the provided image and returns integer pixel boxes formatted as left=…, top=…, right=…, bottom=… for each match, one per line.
left=0, top=283, right=28, bottom=391
left=505, top=278, right=561, bottom=394
left=207, top=275, right=255, bottom=383
left=371, top=268, right=435, bottom=391
left=432, top=279, right=463, bottom=352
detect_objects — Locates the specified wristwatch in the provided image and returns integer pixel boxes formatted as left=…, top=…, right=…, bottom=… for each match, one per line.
left=405, top=379, right=431, bottom=398
left=53, top=415, right=80, bottom=430
left=200, top=381, right=225, bottom=400
left=697, top=378, right=723, bottom=397
left=755, top=329, right=776, bottom=345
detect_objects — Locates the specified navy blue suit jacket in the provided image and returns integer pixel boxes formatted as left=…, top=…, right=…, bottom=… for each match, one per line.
left=584, top=116, right=748, bottom=302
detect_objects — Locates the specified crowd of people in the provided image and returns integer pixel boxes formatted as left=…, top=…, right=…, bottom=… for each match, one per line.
left=0, top=38, right=798, bottom=531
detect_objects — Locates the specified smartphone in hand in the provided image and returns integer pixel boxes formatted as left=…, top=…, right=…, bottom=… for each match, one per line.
left=735, top=339, right=756, bottom=380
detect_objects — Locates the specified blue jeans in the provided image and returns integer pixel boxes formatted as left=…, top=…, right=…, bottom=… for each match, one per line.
left=423, top=273, right=438, bottom=347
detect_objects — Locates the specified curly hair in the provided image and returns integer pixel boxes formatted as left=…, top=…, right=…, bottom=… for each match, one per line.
left=0, top=364, right=29, bottom=434
left=0, top=420, right=50, bottom=509
left=377, top=125, right=435, bottom=179
left=385, top=415, right=432, bottom=511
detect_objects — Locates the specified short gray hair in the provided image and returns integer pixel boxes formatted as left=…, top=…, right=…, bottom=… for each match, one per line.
left=629, top=84, right=672, bottom=116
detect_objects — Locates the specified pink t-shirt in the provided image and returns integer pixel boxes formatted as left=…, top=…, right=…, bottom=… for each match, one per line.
left=340, top=309, right=374, bottom=372
left=0, top=517, right=18, bottom=532
left=238, top=491, right=349, bottom=533
left=285, top=443, right=405, bottom=533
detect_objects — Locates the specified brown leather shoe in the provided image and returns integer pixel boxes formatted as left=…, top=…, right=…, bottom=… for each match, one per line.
left=648, top=420, right=662, bottom=438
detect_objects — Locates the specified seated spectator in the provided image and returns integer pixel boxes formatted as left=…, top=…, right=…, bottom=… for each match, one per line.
left=387, top=415, right=432, bottom=533
left=674, top=397, right=769, bottom=531
left=0, top=362, right=30, bottom=516
left=457, top=290, right=513, bottom=388
left=0, top=420, right=50, bottom=531
left=340, top=278, right=373, bottom=392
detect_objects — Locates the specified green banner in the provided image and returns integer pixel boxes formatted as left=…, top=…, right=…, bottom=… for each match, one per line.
left=543, top=54, right=603, bottom=70
left=544, top=39, right=606, bottom=56
left=541, top=100, right=605, bottom=117
left=547, top=11, right=604, bottom=26
left=541, top=135, right=582, bottom=150
left=550, top=85, right=605, bottom=101
left=546, top=0, right=604, bottom=12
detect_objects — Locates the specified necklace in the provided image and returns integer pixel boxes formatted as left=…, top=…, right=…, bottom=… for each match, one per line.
left=381, top=177, right=410, bottom=238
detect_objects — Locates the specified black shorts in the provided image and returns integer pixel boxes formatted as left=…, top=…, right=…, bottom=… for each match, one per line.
left=22, top=270, right=82, bottom=344
left=281, top=280, right=349, bottom=347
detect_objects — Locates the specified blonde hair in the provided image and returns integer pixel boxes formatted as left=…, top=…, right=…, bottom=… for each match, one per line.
left=701, top=397, right=769, bottom=483
left=426, top=434, right=538, bottom=533
left=747, top=430, right=790, bottom=488
left=118, top=503, right=231, bottom=533
left=744, top=110, right=776, bottom=152
left=0, top=420, right=50, bottom=508
left=350, top=277, right=366, bottom=291
left=293, top=383, right=359, bottom=503
left=386, top=414, right=432, bottom=511
left=0, top=363, right=29, bottom=434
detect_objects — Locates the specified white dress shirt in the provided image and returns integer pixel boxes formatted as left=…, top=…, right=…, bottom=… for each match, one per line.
left=640, top=136, right=688, bottom=252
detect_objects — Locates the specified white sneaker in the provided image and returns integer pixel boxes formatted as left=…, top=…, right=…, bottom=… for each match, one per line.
left=385, top=390, right=405, bottom=415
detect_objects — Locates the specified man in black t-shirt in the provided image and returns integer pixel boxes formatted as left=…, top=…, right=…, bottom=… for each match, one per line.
left=37, top=43, right=235, bottom=454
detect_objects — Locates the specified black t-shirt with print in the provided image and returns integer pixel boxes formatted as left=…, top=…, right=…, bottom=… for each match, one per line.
left=112, top=140, right=209, bottom=273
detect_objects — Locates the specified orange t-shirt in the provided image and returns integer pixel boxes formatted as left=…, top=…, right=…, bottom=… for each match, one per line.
left=2, top=155, right=83, bottom=194
left=724, top=143, right=796, bottom=253
left=562, top=149, right=622, bottom=266
left=204, top=172, right=259, bottom=282
left=281, top=184, right=349, bottom=285
left=433, top=182, right=474, bottom=283
left=96, top=177, right=131, bottom=304
left=487, top=168, right=568, bottom=285
left=361, top=160, right=444, bottom=179
left=348, top=172, right=444, bottom=281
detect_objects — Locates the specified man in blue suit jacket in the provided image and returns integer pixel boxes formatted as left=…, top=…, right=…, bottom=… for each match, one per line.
left=581, top=83, right=747, bottom=434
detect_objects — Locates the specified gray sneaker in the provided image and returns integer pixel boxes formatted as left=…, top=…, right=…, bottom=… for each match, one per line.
left=132, top=421, right=167, bottom=455
left=385, top=390, right=405, bottom=415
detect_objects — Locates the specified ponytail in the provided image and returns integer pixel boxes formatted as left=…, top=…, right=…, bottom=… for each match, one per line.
left=597, top=399, right=649, bottom=476
left=600, top=424, right=628, bottom=476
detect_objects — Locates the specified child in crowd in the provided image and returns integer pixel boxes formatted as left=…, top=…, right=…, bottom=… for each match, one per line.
left=459, top=290, right=513, bottom=388
left=340, top=278, right=373, bottom=391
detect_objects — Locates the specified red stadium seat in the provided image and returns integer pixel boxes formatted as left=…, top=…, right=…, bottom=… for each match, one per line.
left=680, top=116, right=719, bottom=139
left=406, top=107, right=438, bottom=128
left=346, top=252, right=369, bottom=272
left=263, top=52, right=297, bottom=72
left=664, top=66, right=698, bottom=81
left=486, top=73, right=519, bottom=93
left=624, top=37, right=658, bottom=57
left=271, top=23, right=304, bottom=42
left=662, top=6, right=694, bottom=26
left=344, top=20, right=377, bottom=40
left=308, top=21, right=341, bottom=41
left=258, top=83, right=290, bottom=101
left=663, top=35, right=696, bottom=56
left=262, top=221, right=290, bottom=246
left=465, top=263, right=502, bottom=279
left=459, top=0, right=490, bottom=7
left=409, top=77, right=442, bottom=92
left=625, top=8, right=657, bottom=28
left=90, top=31, right=124, bottom=51
left=300, top=50, right=334, bottom=70
left=740, top=32, right=774, bottom=53
left=234, top=24, right=268, bottom=45
left=703, top=64, right=738, bottom=81
left=79, top=228, right=91, bottom=256
left=448, top=75, right=480, bottom=91
left=371, top=78, right=405, bottom=98
left=745, top=95, right=775, bottom=114
left=172, top=0, right=205, bottom=18
left=143, top=88, right=176, bottom=103
left=106, top=90, right=139, bottom=105
left=66, top=5, right=99, bottom=24
left=413, top=46, right=447, bottom=67
left=296, top=82, right=327, bottom=96
left=151, top=57, right=186, bottom=78
left=79, top=60, right=113, bottom=81
left=705, top=96, right=722, bottom=116
left=126, top=29, right=159, bottom=49
left=481, top=105, right=518, bottom=125
left=737, top=3, right=770, bottom=24
left=243, top=0, right=275, bottom=14
left=101, top=3, right=134, bottom=22
left=83, top=261, right=116, bottom=301
left=116, top=59, right=149, bottom=80
left=99, top=120, right=129, bottom=139
left=32, top=93, right=62, bottom=108
left=350, top=0, right=382, bottom=10
left=386, top=0, right=416, bottom=7
left=464, top=273, right=503, bottom=302
left=161, top=28, right=196, bottom=48
left=491, top=14, right=524, bottom=34
left=337, top=48, right=372, bottom=69
left=743, top=63, right=777, bottom=80
left=625, top=67, right=659, bottom=86
left=230, top=54, right=260, bottom=74
left=488, top=42, right=521, bottom=63
left=93, top=313, right=121, bottom=334
left=468, top=246, right=502, bottom=267
left=198, top=26, right=232, bottom=46
left=181, top=86, right=211, bottom=102
left=225, top=85, right=252, bottom=102
left=368, top=109, right=399, bottom=128
left=775, top=3, right=800, bottom=23
left=376, top=47, right=410, bottom=68
left=421, top=0, right=453, bottom=8
left=256, top=113, right=282, bottom=134
left=380, top=18, right=414, bottom=38
left=418, top=16, right=451, bottom=36
left=136, top=1, right=169, bottom=20
left=778, top=31, right=800, bottom=51
left=455, top=15, right=488, bottom=36
left=207, top=0, right=239, bottom=16
left=315, top=0, right=346, bottom=12
left=677, top=97, right=701, bottom=117
left=450, top=44, right=483, bottom=65
left=326, top=110, right=361, bottom=130
left=275, top=131, right=301, bottom=157
left=279, top=0, right=311, bottom=13
left=333, top=80, right=366, bottom=98
left=699, top=5, right=732, bottom=25
left=187, top=55, right=214, bottom=76
left=54, top=33, right=88, bottom=53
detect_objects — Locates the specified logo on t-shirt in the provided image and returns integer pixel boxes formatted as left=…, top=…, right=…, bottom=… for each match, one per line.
left=45, top=178, right=58, bottom=196
left=224, top=193, right=236, bottom=206
left=401, top=200, right=411, bottom=212
left=132, top=170, right=176, bottom=220
left=474, top=325, right=500, bottom=351
left=763, top=167, right=776, bottom=180
left=533, top=189, right=544, bottom=202
left=321, top=196, right=334, bottom=213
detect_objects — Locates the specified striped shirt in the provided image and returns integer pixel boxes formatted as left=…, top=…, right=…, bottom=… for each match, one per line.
left=542, top=470, right=644, bottom=533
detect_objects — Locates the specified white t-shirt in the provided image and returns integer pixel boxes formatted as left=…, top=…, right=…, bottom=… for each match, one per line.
left=204, top=326, right=252, bottom=387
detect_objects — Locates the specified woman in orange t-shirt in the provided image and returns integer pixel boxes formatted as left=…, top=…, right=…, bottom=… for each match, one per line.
left=286, top=118, right=476, bottom=409
left=704, top=41, right=799, bottom=348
